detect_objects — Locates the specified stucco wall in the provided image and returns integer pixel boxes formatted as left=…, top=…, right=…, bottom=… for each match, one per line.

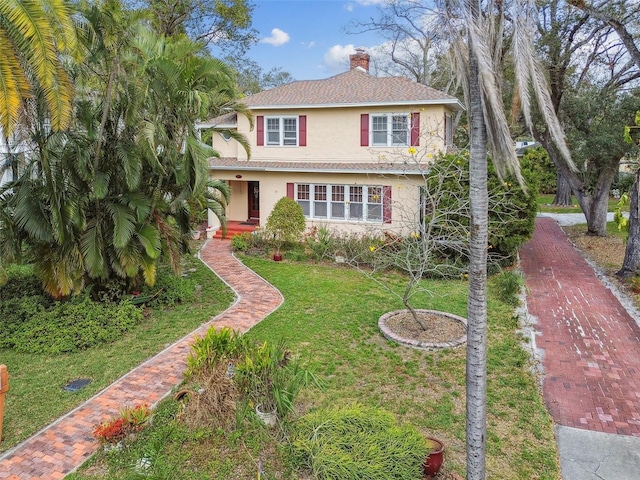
left=211, top=105, right=451, bottom=163
left=211, top=170, right=424, bottom=236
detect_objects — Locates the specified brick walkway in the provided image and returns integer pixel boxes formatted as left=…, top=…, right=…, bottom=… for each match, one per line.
left=520, top=218, right=640, bottom=436
left=0, top=240, right=283, bottom=479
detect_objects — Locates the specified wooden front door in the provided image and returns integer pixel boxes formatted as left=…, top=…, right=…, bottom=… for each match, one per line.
left=248, top=181, right=260, bottom=220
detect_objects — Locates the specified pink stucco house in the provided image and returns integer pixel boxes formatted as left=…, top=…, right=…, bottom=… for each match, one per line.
left=198, top=50, right=463, bottom=237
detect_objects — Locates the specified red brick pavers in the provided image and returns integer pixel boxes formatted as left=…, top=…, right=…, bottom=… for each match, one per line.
left=0, top=240, right=282, bottom=479
left=520, top=217, right=640, bottom=436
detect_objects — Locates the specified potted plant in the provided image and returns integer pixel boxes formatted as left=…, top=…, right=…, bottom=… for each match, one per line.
left=424, top=437, right=445, bottom=477
left=264, top=197, right=306, bottom=261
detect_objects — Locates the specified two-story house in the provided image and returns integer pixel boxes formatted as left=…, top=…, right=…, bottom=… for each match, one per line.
left=198, top=49, right=464, bottom=237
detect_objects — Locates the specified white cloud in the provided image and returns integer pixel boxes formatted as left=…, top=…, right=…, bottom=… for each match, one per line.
left=260, top=28, right=290, bottom=46
left=323, top=44, right=358, bottom=72
left=301, top=40, right=316, bottom=49
left=344, top=3, right=354, bottom=11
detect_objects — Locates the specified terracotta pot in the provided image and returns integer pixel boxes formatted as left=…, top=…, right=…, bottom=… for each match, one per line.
left=424, top=437, right=445, bottom=477
left=272, top=254, right=283, bottom=261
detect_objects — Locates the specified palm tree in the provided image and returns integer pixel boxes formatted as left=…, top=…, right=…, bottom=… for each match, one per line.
left=437, top=0, right=575, bottom=477
left=0, top=0, right=76, bottom=138
left=1, top=2, right=249, bottom=298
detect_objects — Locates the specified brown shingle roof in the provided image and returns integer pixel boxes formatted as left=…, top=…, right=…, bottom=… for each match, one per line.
left=243, top=68, right=463, bottom=110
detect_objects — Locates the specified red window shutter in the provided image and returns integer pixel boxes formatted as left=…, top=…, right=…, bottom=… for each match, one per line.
left=410, top=112, right=420, bottom=146
left=383, top=186, right=392, bottom=224
left=360, top=114, right=369, bottom=146
left=257, top=116, right=264, bottom=146
left=286, top=183, right=294, bottom=199
left=299, top=115, right=306, bottom=146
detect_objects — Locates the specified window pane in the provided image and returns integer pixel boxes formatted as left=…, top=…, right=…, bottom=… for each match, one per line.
left=283, top=118, right=297, bottom=145
left=267, top=132, right=280, bottom=144
left=349, top=186, right=363, bottom=220
left=368, top=204, right=382, bottom=221
left=350, top=186, right=363, bottom=203
left=368, top=186, right=382, bottom=204
left=372, top=116, right=387, bottom=130
left=392, top=130, right=408, bottom=145
left=349, top=203, right=363, bottom=220
left=331, top=202, right=344, bottom=218
left=314, top=202, right=327, bottom=218
left=373, top=131, right=387, bottom=145
left=298, top=200, right=310, bottom=216
left=392, top=115, right=409, bottom=146
left=331, top=185, right=344, bottom=201
left=372, top=116, right=387, bottom=146
left=314, top=185, right=327, bottom=200
left=266, top=118, right=280, bottom=145
left=297, top=184, right=310, bottom=200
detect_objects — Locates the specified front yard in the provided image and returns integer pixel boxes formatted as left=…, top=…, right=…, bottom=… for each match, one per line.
left=66, top=256, right=559, bottom=479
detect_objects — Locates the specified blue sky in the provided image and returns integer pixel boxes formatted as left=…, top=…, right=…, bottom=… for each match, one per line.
left=247, top=0, right=385, bottom=80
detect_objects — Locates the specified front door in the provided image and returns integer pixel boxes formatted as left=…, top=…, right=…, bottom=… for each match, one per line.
left=248, top=181, right=260, bottom=220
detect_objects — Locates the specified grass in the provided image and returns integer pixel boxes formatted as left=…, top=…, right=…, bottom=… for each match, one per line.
left=537, top=193, right=621, bottom=214
left=0, top=253, right=234, bottom=453
left=69, top=257, right=560, bottom=480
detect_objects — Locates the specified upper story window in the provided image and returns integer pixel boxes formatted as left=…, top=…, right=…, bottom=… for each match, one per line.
left=361, top=113, right=418, bottom=148
left=257, top=115, right=306, bottom=147
left=266, top=116, right=298, bottom=146
left=371, top=114, right=409, bottom=147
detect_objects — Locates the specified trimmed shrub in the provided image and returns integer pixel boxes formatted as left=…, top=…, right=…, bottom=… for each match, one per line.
left=289, top=404, right=429, bottom=480
left=265, top=197, right=306, bottom=253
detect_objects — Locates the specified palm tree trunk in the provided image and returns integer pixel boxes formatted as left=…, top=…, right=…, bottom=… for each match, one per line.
left=466, top=0, right=488, bottom=477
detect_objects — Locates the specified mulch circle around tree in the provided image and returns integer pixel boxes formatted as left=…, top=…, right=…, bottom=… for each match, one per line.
left=379, top=309, right=467, bottom=350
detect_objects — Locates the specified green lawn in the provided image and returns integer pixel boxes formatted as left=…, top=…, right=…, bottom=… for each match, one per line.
left=70, top=257, right=560, bottom=480
left=0, top=253, right=234, bottom=453
left=537, top=193, right=621, bottom=213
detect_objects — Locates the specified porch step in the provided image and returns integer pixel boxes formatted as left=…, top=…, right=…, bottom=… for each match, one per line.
left=213, top=221, right=258, bottom=239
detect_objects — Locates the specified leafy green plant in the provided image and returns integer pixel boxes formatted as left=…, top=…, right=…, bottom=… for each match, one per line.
left=264, top=197, right=306, bottom=255
left=495, top=270, right=525, bottom=306
left=4, top=295, right=143, bottom=354
left=230, top=232, right=253, bottom=252
left=289, top=404, right=429, bottom=480
left=186, top=327, right=251, bottom=377
left=520, top=147, right=556, bottom=194
left=235, top=338, right=324, bottom=420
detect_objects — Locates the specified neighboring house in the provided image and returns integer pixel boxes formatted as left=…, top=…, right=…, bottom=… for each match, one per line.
left=0, top=128, right=30, bottom=188
left=198, top=49, right=464, bottom=236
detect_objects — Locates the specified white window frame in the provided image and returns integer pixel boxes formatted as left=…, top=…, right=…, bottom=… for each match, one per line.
left=370, top=113, right=410, bottom=147
left=295, top=184, right=384, bottom=223
left=265, top=116, right=298, bottom=146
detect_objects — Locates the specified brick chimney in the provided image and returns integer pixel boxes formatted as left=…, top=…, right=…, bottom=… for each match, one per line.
left=350, top=48, right=370, bottom=72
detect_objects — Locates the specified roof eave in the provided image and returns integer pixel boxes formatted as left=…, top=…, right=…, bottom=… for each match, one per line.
left=246, top=99, right=466, bottom=112
left=208, top=164, right=425, bottom=175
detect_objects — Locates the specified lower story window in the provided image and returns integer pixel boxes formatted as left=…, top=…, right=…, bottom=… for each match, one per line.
left=295, top=183, right=388, bottom=223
